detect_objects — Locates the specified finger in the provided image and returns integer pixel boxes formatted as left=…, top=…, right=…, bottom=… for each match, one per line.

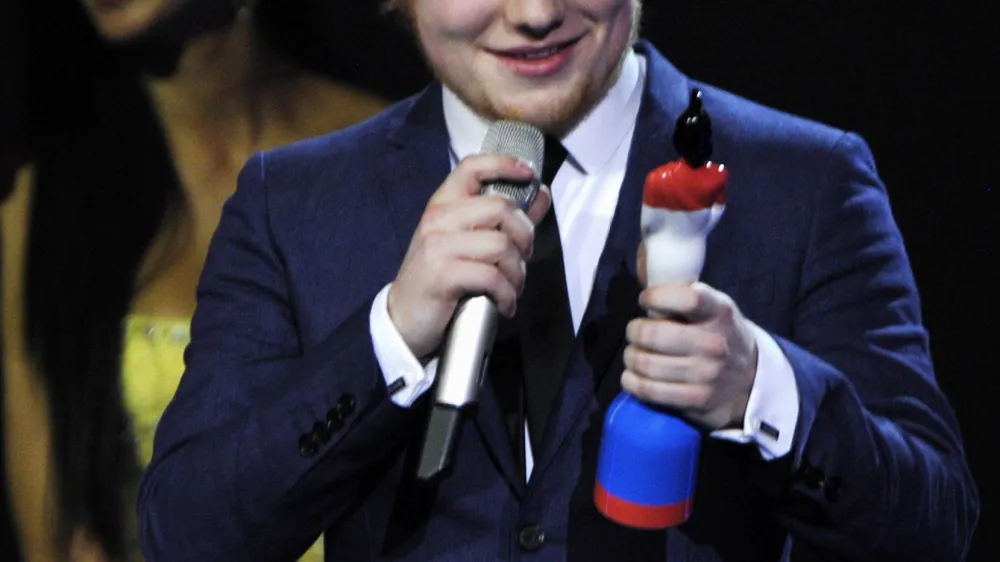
left=623, top=345, right=706, bottom=384
left=497, top=207, right=535, bottom=259
left=626, top=317, right=727, bottom=358
left=423, top=195, right=519, bottom=233
left=636, top=242, right=647, bottom=288
left=621, top=370, right=711, bottom=412
left=431, top=155, right=537, bottom=203
left=444, top=230, right=525, bottom=294
left=640, top=282, right=727, bottom=323
left=431, top=229, right=515, bottom=264
left=426, top=197, right=536, bottom=260
left=525, top=183, right=552, bottom=226
left=495, top=249, right=527, bottom=295
left=439, top=260, right=519, bottom=317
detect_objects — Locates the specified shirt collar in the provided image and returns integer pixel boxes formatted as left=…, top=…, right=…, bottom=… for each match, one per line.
left=442, top=50, right=645, bottom=175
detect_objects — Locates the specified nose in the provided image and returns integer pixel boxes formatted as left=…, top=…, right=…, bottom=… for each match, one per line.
left=505, top=0, right=565, bottom=39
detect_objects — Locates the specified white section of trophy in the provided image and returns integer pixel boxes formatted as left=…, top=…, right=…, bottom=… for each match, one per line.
left=640, top=204, right=725, bottom=286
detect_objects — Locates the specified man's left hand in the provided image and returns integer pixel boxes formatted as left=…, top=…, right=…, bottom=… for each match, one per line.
left=622, top=277, right=759, bottom=431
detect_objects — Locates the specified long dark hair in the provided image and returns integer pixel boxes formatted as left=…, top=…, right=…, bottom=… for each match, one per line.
left=21, top=1, right=181, bottom=556
left=14, top=0, right=410, bottom=558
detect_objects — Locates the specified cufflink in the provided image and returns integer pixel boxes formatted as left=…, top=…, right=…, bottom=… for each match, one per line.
left=387, top=377, right=407, bottom=397
left=754, top=419, right=780, bottom=441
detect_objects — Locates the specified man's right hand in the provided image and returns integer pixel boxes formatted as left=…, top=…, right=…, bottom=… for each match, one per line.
left=387, top=154, right=552, bottom=359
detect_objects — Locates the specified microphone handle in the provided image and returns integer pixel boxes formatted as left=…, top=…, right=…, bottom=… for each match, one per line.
left=415, top=294, right=499, bottom=481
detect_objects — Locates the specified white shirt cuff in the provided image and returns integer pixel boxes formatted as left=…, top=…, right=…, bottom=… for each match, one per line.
left=709, top=322, right=799, bottom=460
left=369, top=283, right=439, bottom=407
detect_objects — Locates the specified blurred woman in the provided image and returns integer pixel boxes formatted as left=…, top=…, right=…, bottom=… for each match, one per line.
left=1, top=0, right=390, bottom=560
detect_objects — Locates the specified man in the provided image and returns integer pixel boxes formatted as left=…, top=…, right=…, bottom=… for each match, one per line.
left=138, top=0, right=978, bottom=560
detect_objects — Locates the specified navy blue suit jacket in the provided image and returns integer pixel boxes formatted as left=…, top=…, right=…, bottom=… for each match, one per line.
left=138, top=42, right=978, bottom=561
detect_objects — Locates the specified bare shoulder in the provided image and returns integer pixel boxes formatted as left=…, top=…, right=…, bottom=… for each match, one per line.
left=294, top=72, right=393, bottom=135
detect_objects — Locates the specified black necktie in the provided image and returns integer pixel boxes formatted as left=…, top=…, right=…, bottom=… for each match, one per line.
left=489, top=136, right=574, bottom=478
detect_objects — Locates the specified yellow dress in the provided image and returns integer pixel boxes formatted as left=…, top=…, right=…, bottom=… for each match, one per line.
left=121, top=314, right=325, bottom=562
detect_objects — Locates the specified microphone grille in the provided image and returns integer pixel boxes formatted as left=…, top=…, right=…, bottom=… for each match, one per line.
left=479, top=120, right=545, bottom=210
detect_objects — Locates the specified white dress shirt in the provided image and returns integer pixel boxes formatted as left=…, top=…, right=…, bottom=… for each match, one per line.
left=369, top=52, right=799, bottom=479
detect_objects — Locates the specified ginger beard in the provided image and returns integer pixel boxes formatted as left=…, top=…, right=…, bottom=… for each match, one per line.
left=402, top=0, right=642, bottom=135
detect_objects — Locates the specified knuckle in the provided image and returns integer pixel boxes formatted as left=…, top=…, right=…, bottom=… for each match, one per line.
left=491, top=231, right=512, bottom=257
left=633, top=350, right=652, bottom=375
left=505, top=235, right=521, bottom=257
left=680, top=387, right=708, bottom=409
left=718, top=299, right=736, bottom=323
left=490, top=269, right=508, bottom=294
left=456, top=154, right=479, bottom=170
left=637, top=320, right=656, bottom=345
left=488, top=196, right=510, bottom=214
left=496, top=154, right=519, bottom=168
left=704, top=334, right=729, bottom=358
left=687, top=289, right=704, bottom=313
left=422, top=203, right=448, bottom=227
left=628, top=374, right=652, bottom=400
left=698, top=363, right=720, bottom=384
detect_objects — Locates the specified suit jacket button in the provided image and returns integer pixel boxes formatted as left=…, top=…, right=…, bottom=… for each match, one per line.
left=517, top=524, right=545, bottom=551
left=325, top=408, right=344, bottom=432
left=298, top=433, right=319, bottom=457
left=338, top=393, right=356, bottom=416
left=312, top=421, right=331, bottom=443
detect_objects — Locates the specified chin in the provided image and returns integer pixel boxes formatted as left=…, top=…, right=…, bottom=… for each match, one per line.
left=81, top=0, right=173, bottom=43
left=87, top=13, right=158, bottom=43
left=91, top=21, right=157, bottom=43
left=475, top=80, right=594, bottom=134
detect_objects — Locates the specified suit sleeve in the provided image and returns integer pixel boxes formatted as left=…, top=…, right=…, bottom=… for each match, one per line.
left=762, top=133, right=979, bottom=560
left=137, top=154, right=424, bottom=561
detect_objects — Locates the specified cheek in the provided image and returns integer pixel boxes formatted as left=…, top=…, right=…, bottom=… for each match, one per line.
left=573, top=0, right=636, bottom=20
left=413, top=0, right=496, bottom=42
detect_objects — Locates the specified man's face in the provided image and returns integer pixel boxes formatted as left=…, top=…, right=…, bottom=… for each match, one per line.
left=405, top=0, right=640, bottom=134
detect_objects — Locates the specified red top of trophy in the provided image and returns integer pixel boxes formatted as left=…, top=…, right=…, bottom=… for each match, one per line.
left=643, top=160, right=728, bottom=211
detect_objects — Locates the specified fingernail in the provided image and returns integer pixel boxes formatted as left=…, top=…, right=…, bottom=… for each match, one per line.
left=516, top=208, right=533, bottom=229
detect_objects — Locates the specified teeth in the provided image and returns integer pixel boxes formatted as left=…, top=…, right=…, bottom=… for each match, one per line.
left=515, top=47, right=560, bottom=59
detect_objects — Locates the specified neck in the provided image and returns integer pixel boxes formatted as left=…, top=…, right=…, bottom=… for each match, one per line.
left=143, top=14, right=292, bottom=130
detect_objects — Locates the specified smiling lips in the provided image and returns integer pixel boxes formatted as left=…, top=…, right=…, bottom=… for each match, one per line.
left=489, top=38, right=582, bottom=78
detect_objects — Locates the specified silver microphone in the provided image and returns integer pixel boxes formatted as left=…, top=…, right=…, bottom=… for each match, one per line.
left=416, top=121, right=545, bottom=481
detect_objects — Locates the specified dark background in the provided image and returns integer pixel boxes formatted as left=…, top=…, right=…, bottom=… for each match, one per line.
left=1, top=0, right=994, bottom=559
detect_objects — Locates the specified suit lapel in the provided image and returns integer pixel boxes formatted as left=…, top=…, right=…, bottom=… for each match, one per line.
left=380, top=84, right=527, bottom=497
left=381, top=85, right=451, bottom=250
left=530, top=42, right=693, bottom=482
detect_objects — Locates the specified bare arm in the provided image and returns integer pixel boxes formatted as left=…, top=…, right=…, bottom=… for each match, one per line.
left=2, top=165, right=61, bottom=562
